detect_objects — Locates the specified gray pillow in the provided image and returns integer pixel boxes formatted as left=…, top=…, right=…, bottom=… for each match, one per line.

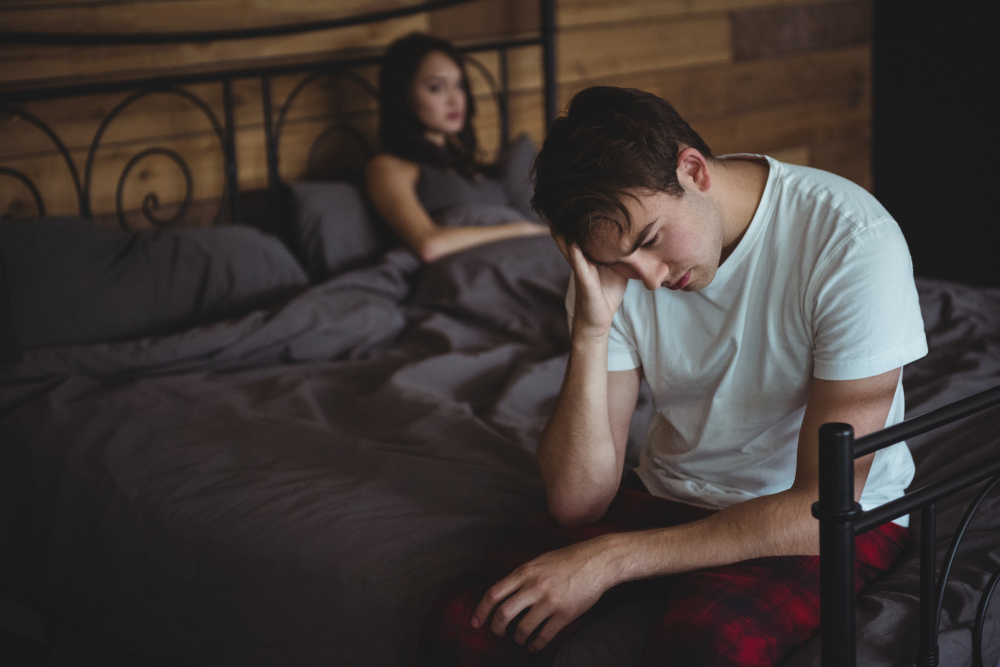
left=0, top=217, right=308, bottom=353
left=498, top=133, right=541, bottom=223
left=289, top=182, right=393, bottom=281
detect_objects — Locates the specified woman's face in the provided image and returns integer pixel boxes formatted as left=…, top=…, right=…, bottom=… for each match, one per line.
left=409, top=50, right=467, bottom=141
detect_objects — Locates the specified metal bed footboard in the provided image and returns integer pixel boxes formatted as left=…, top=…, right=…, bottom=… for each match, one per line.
left=813, top=385, right=1000, bottom=667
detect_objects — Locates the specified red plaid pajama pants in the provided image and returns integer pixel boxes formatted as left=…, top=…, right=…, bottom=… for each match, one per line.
left=416, top=477, right=908, bottom=667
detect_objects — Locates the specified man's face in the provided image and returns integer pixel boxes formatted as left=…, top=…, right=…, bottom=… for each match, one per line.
left=580, top=188, right=726, bottom=293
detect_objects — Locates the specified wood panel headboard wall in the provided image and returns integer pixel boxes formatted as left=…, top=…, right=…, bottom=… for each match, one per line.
left=0, top=0, right=873, bottom=231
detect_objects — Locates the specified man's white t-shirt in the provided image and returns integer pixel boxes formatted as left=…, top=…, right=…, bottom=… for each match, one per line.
left=567, top=156, right=927, bottom=526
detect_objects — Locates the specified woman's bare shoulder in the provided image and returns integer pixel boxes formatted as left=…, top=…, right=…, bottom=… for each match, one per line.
left=366, top=153, right=420, bottom=184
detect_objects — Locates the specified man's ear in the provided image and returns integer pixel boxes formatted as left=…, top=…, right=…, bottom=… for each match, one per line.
left=676, top=147, right=711, bottom=193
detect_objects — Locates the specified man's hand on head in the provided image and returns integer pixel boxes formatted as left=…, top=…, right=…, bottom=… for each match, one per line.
left=552, top=234, right=628, bottom=339
left=470, top=535, right=620, bottom=651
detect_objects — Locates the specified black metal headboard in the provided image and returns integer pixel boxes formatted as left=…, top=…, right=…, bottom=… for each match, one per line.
left=0, top=0, right=558, bottom=232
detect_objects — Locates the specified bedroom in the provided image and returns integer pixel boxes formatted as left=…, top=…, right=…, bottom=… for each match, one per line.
left=1, top=1, right=997, bottom=665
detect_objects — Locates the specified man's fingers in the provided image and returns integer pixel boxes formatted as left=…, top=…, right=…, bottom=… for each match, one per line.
left=528, top=613, right=569, bottom=652
left=552, top=234, right=573, bottom=264
left=471, top=577, right=520, bottom=629
left=489, top=587, right=535, bottom=637
left=566, top=243, right=598, bottom=280
left=552, top=235, right=593, bottom=275
left=511, top=602, right=552, bottom=646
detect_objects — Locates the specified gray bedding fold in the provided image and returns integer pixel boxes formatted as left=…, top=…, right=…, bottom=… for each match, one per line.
left=0, top=235, right=997, bottom=667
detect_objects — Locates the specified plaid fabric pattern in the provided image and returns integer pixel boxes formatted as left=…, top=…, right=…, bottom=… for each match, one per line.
left=416, top=482, right=908, bottom=667
left=639, top=517, right=907, bottom=666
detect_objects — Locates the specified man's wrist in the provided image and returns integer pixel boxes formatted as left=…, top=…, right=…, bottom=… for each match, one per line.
left=590, top=532, right=636, bottom=588
left=570, top=325, right=610, bottom=349
left=593, top=530, right=672, bottom=586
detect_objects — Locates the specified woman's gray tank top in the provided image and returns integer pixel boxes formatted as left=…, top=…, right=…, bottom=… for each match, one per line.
left=416, top=164, right=509, bottom=215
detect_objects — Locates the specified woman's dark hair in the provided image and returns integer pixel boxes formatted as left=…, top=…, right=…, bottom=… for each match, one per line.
left=532, top=86, right=713, bottom=248
left=378, top=33, right=482, bottom=177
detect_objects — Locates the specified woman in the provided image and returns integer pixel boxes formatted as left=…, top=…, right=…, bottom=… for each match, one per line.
left=366, top=33, right=546, bottom=263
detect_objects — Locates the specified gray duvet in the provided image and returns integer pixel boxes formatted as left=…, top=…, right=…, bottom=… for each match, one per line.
left=1, top=235, right=997, bottom=666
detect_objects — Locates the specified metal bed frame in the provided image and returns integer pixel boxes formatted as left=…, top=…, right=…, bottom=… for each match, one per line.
left=3, top=2, right=999, bottom=664
left=815, top=386, right=1000, bottom=666
left=0, top=0, right=557, bottom=233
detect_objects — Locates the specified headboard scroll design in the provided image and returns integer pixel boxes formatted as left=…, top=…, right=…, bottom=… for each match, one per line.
left=271, top=68, right=381, bottom=185
left=0, top=166, right=46, bottom=219
left=0, top=0, right=558, bottom=232
left=0, top=107, right=84, bottom=219
left=83, top=85, right=229, bottom=229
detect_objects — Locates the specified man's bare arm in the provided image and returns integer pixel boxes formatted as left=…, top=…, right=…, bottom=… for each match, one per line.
left=539, top=360, right=640, bottom=527
left=595, top=369, right=899, bottom=579
left=474, top=368, right=901, bottom=650
left=538, top=237, right=636, bottom=526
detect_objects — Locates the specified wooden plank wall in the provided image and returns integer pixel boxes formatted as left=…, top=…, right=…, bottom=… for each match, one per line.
left=0, top=0, right=872, bottom=227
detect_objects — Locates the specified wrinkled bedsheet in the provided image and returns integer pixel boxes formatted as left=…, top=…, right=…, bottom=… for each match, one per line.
left=1, top=236, right=997, bottom=666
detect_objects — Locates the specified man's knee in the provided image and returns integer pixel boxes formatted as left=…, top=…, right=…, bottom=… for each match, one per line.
left=416, top=579, right=492, bottom=666
left=641, top=559, right=821, bottom=667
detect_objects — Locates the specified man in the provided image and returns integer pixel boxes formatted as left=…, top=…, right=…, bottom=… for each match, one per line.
left=419, top=87, right=926, bottom=666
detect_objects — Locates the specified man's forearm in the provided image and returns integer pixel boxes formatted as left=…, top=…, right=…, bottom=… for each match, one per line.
left=538, top=331, right=623, bottom=525
left=598, top=489, right=819, bottom=585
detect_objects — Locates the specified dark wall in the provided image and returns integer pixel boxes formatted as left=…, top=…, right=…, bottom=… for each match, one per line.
left=873, top=3, right=995, bottom=287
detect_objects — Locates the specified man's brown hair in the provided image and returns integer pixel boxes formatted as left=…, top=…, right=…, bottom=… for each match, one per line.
left=531, top=86, right=712, bottom=248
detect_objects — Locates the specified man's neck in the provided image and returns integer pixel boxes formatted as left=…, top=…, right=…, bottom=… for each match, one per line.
left=710, top=156, right=770, bottom=263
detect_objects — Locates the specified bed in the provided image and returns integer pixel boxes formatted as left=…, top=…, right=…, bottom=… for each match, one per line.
left=1, top=2, right=998, bottom=666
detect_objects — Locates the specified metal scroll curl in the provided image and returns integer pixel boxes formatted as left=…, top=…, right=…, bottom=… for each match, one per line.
left=272, top=68, right=379, bottom=183
left=974, top=561, right=1000, bottom=667
left=0, top=106, right=84, bottom=219
left=84, top=86, right=226, bottom=229
left=0, top=166, right=46, bottom=218
left=924, top=470, right=1000, bottom=667
left=305, top=124, right=373, bottom=182
left=115, top=148, right=193, bottom=229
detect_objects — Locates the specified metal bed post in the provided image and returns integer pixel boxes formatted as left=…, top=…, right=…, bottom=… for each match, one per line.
left=498, top=48, right=510, bottom=149
left=974, top=565, right=1000, bottom=667
left=540, top=0, right=557, bottom=128
left=817, top=384, right=1000, bottom=667
left=919, top=503, right=939, bottom=666
left=815, top=422, right=860, bottom=667
left=221, top=78, right=240, bottom=225
left=260, top=75, right=281, bottom=236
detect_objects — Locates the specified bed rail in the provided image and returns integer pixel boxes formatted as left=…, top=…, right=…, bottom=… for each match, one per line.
left=0, top=0, right=558, bottom=232
left=814, top=384, right=1000, bottom=667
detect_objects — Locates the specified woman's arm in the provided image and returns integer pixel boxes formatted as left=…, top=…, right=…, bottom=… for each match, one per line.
left=364, top=153, right=545, bottom=262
